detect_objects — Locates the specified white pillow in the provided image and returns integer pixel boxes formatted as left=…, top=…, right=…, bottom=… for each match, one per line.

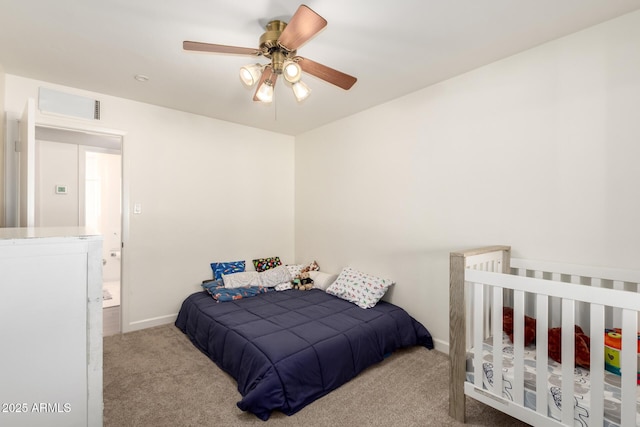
left=222, top=271, right=262, bottom=289
left=274, top=282, right=292, bottom=292
left=326, top=267, right=394, bottom=309
left=308, top=271, right=338, bottom=291
left=259, top=265, right=291, bottom=287
left=286, top=264, right=303, bottom=278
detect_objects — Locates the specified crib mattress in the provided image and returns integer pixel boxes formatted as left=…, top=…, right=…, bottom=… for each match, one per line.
left=465, top=333, right=640, bottom=427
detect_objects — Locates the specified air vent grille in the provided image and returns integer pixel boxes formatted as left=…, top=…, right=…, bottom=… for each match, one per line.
left=38, top=87, right=101, bottom=121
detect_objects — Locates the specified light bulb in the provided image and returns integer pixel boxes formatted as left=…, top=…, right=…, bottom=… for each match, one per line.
left=283, top=61, right=302, bottom=83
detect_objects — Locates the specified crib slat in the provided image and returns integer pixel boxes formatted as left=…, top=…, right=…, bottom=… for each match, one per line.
left=491, top=286, right=503, bottom=397
left=464, top=282, right=474, bottom=349
left=550, top=273, right=562, bottom=328
left=571, top=275, right=589, bottom=335
left=535, top=294, right=548, bottom=415
left=561, top=299, right=575, bottom=426
left=473, top=282, right=484, bottom=389
left=513, top=290, right=525, bottom=406
left=484, top=279, right=491, bottom=340
left=612, top=280, right=624, bottom=327
left=465, top=281, right=473, bottom=350
left=620, top=309, right=638, bottom=427
left=589, top=303, right=605, bottom=427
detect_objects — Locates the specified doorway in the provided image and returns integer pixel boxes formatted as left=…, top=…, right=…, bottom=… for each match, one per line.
left=34, top=126, right=123, bottom=336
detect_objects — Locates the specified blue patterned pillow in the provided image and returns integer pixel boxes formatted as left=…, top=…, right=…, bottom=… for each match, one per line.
left=210, top=261, right=245, bottom=280
left=201, top=279, right=223, bottom=294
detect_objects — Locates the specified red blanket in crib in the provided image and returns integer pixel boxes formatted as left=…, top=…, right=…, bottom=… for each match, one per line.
left=503, top=307, right=591, bottom=369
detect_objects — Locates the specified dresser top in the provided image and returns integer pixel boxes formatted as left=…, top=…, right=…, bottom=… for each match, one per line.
left=0, top=227, right=102, bottom=240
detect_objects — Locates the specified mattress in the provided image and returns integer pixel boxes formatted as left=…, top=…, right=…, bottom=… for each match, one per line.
left=176, top=289, right=433, bottom=420
left=466, top=333, right=640, bottom=427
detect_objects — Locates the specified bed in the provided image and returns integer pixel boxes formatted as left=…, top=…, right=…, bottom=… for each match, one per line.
left=175, top=287, right=433, bottom=420
left=449, top=246, right=640, bottom=426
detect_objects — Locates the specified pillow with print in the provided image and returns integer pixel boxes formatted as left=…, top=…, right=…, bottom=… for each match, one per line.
left=210, top=261, right=245, bottom=280
left=286, top=264, right=304, bottom=279
left=252, top=256, right=282, bottom=272
left=326, top=267, right=394, bottom=309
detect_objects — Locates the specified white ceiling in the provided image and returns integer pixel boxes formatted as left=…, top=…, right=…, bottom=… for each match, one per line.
left=1, top=1, right=639, bottom=136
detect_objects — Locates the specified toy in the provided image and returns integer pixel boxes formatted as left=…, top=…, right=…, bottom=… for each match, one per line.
left=604, top=328, right=640, bottom=384
left=291, top=261, right=319, bottom=290
left=300, top=260, right=319, bottom=275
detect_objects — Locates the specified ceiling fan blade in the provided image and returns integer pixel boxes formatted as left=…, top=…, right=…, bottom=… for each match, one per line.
left=253, top=66, right=277, bottom=102
left=277, top=5, right=327, bottom=51
left=183, top=41, right=262, bottom=56
left=295, top=57, right=357, bottom=90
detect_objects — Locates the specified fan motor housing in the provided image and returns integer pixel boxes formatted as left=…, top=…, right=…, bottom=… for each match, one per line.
left=260, top=20, right=296, bottom=73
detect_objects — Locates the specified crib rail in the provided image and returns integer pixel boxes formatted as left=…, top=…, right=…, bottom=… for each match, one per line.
left=467, top=269, right=640, bottom=426
left=511, top=258, right=640, bottom=334
left=450, top=246, right=640, bottom=426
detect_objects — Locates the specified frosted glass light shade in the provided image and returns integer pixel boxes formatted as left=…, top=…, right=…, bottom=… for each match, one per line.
left=283, top=61, right=302, bottom=83
left=256, top=81, right=274, bottom=103
left=291, top=81, right=311, bottom=102
left=239, top=64, right=262, bottom=87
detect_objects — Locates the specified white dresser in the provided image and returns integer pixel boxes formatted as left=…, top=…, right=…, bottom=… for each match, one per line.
left=0, top=227, right=102, bottom=427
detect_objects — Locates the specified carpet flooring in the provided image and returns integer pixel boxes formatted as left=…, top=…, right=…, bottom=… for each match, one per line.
left=103, top=324, right=529, bottom=426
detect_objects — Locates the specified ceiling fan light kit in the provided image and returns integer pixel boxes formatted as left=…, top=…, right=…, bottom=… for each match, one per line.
left=256, top=80, right=274, bottom=103
left=239, top=63, right=263, bottom=87
left=291, top=80, right=311, bottom=102
left=283, top=60, right=302, bottom=83
left=184, top=4, right=357, bottom=105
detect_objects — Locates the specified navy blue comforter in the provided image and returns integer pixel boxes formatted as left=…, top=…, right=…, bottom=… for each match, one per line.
left=175, top=289, right=433, bottom=420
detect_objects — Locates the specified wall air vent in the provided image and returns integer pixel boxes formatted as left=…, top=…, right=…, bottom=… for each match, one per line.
left=38, top=87, right=101, bottom=120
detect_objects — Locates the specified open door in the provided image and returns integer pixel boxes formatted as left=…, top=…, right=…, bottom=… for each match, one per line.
left=19, top=98, right=36, bottom=227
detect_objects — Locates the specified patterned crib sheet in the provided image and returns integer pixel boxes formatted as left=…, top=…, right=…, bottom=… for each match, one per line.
left=465, top=333, right=640, bottom=427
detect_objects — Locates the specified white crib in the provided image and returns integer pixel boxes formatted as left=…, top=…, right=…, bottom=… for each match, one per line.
left=449, top=246, right=640, bottom=426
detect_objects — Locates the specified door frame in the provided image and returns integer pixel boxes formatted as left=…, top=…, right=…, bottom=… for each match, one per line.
left=9, top=99, right=128, bottom=334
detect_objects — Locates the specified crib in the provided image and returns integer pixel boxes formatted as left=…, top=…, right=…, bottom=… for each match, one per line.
left=449, top=246, right=640, bottom=426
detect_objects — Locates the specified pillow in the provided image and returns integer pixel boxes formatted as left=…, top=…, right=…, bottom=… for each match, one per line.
left=222, top=271, right=262, bottom=289
left=210, top=261, right=245, bottom=280
left=259, top=265, right=291, bottom=287
left=308, top=271, right=338, bottom=291
left=326, top=267, right=394, bottom=309
left=201, top=278, right=223, bottom=294
left=275, top=282, right=292, bottom=292
left=252, top=256, right=282, bottom=272
left=286, top=264, right=304, bottom=279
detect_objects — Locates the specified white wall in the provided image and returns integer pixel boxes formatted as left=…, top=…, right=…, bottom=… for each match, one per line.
left=35, top=140, right=79, bottom=226
left=294, top=10, right=640, bottom=350
left=4, top=75, right=295, bottom=331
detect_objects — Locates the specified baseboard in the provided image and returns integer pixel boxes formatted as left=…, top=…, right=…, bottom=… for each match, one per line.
left=432, top=338, right=449, bottom=355
left=124, top=313, right=177, bottom=333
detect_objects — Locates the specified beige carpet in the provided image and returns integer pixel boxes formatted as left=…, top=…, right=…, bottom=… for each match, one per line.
left=103, top=324, right=529, bottom=426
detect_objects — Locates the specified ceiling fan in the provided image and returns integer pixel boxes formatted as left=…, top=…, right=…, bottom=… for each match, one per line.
left=183, top=4, right=357, bottom=104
